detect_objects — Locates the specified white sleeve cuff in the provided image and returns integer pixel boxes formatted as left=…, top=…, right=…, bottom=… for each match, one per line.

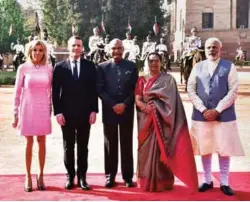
left=198, top=106, right=207, bottom=113
left=56, top=113, right=63, bottom=117
left=215, top=107, right=222, bottom=113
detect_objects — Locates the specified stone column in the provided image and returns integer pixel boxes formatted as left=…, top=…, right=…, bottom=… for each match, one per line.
left=232, top=0, right=237, bottom=29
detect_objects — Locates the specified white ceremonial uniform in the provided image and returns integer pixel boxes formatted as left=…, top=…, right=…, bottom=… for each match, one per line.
left=88, top=35, right=104, bottom=53
left=127, top=44, right=140, bottom=62
left=188, top=36, right=201, bottom=52
left=156, top=44, right=168, bottom=52
left=142, top=41, right=155, bottom=57
left=13, top=44, right=25, bottom=53
left=122, top=39, right=133, bottom=51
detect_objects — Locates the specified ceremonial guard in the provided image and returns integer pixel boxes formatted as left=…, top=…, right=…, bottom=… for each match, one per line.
left=141, top=35, right=155, bottom=59
left=122, top=32, right=133, bottom=58
left=88, top=27, right=104, bottom=60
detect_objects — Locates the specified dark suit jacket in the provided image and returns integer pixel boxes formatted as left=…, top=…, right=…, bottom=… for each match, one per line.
left=52, top=58, right=98, bottom=127
left=97, top=59, right=138, bottom=124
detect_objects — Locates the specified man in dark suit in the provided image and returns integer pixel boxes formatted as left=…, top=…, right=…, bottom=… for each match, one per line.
left=97, top=38, right=138, bottom=188
left=52, top=36, right=98, bottom=190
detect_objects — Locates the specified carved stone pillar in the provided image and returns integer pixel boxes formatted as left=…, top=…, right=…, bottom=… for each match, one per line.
left=232, top=0, right=237, bottom=29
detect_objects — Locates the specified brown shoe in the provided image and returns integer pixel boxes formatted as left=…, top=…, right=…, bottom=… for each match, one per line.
left=24, top=177, right=32, bottom=192
left=37, top=175, right=46, bottom=191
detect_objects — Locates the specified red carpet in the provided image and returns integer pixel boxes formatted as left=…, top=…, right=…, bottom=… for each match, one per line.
left=0, top=172, right=249, bottom=200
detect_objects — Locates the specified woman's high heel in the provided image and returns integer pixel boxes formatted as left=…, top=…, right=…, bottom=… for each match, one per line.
left=24, top=178, right=32, bottom=192
left=37, top=176, right=46, bottom=191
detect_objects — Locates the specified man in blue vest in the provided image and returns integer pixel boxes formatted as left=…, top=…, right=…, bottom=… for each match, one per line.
left=187, top=37, right=245, bottom=196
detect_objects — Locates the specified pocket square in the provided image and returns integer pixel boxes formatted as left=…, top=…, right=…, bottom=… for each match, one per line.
left=125, top=70, right=132, bottom=74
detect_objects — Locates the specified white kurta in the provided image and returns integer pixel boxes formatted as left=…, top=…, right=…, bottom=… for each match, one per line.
left=187, top=58, right=245, bottom=156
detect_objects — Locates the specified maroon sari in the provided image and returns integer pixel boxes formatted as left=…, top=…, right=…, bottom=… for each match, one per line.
left=136, top=73, right=198, bottom=192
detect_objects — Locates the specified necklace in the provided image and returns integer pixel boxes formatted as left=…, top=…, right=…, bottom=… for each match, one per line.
left=34, top=65, right=40, bottom=69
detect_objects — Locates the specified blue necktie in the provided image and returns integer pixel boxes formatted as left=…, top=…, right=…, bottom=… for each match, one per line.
left=73, top=60, right=78, bottom=80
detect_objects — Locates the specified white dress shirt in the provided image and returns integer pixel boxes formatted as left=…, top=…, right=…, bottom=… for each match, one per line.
left=69, top=58, right=80, bottom=78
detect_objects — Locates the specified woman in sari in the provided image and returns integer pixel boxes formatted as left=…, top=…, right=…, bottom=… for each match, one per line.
left=135, top=52, right=198, bottom=192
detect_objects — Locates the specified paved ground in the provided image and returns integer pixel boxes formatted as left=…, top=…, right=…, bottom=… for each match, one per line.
left=0, top=69, right=249, bottom=176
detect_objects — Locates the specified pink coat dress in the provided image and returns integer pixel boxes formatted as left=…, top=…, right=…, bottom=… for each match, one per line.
left=13, top=62, right=52, bottom=136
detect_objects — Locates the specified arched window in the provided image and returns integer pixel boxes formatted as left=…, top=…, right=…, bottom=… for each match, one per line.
left=202, top=7, right=214, bottom=29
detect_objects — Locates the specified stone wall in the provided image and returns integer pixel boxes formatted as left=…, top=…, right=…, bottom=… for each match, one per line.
left=185, top=0, right=232, bottom=30
left=198, top=29, right=250, bottom=60
left=169, top=0, right=250, bottom=61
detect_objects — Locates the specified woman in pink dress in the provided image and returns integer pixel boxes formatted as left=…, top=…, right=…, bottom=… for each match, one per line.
left=12, top=40, right=53, bottom=192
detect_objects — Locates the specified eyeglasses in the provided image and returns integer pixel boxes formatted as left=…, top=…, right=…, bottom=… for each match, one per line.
left=148, top=59, right=160, bottom=63
left=32, top=48, right=43, bottom=52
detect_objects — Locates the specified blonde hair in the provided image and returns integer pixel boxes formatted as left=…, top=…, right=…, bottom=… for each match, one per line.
left=26, top=40, right=47, bottom=65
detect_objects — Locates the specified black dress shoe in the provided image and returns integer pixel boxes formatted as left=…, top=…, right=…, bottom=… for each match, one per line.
left=198, top=181, right=214, bottom=192
left=105, top=178, right=115, bottom=188
left=220, top=185, right=234, bottom=196
left=124, top=180, right=134, bottom=188
left=65, top=179, right=74, bottom=190
left=77, top=178, right=90, bottom=190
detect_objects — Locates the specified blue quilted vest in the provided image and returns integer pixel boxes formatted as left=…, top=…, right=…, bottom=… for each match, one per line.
left=192, top=59, right=236, bottom=122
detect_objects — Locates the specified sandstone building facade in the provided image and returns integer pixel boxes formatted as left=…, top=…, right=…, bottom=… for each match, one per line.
left=168, top=0, right=250, bottom=60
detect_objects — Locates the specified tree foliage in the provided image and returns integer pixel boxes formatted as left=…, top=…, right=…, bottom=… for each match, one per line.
left=22, top=6, right=39, bottom=37
left=41, top=0, right=169, bottom=48
left=0, top=0, right=25, bottom=52
left=0, top=0, right=170, bottom=51
left=104, top=0, right=167, bottom=43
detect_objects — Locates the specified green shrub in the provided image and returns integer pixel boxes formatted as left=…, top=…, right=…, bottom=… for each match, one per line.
left=0, top=72, right=16, bottom=85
